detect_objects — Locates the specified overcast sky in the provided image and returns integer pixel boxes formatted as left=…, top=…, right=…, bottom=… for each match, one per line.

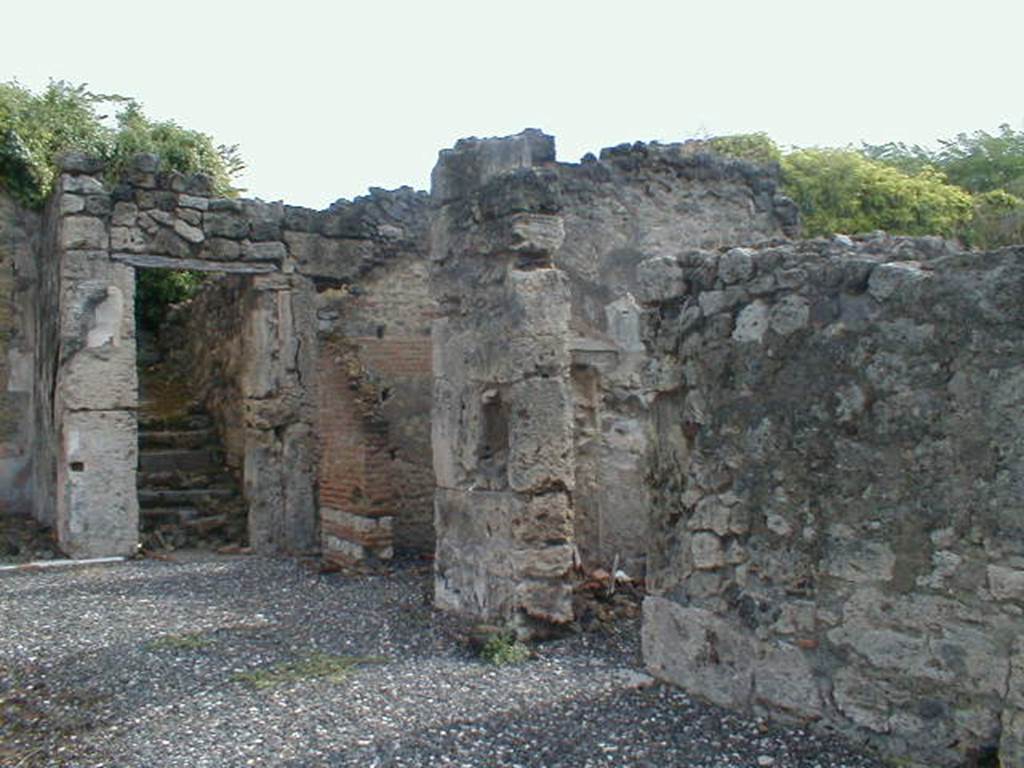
left=5, top=0, right=1022, bottom=209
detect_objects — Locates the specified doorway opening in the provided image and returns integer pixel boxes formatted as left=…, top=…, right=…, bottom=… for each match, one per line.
left=134, top=267, right=246, bottom=551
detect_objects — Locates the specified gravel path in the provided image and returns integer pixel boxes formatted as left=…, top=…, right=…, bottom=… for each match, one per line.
left=0, top=554, right=884, bottom=767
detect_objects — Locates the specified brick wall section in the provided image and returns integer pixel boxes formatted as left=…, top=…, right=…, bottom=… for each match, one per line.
left=315, top=250, right=436, bottom=565
left=317, top=335, right=395, bottom=566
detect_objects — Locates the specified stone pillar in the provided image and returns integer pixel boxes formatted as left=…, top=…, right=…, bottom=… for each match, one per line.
left=241, top=273, right=316, bottom=552
left=52, top=156, right=139, bottom=557
left=430, top=130, right=576, bottom=627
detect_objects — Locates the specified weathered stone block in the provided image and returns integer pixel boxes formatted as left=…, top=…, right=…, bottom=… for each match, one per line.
left=769, top=294, right=809, bottom=335
left=201, top=237, right=242, bottom=261
left=754, top=642, right=823, bottom=719
left=110, top=226, right=147, bottom=253
left=719, top=247, right=755, bottom=284
left=178, top=194, right=209, bottom=211
left=61, top=216, right=108, bottom=250
left=61, top=343, right=138, bottom=411
left=60, top=194, right=86, bottom=215
left=690, top=532, right=725, bottom=570
left=111, top=202, right=138, bottom=227
left=636, top=255, right=686, bottom=304
left=511, top=492, right=572, bottom=546
left=732, top=300, right=769, bottom=342
left=58, top=409, right=138, bottom=558
left=242, top=240, right=287, bottom=262
left=868, top=261, right=930, bottom=301
left=988, top=565, right=1024, bottom=601
left=507, top=377, right=573, bottom=493
left=60, top=174, right=105, bottom=194
left=173, top=218, right=204, bottom=244
left=642, top=597, right=754, bottom=710
left=204, top=211, right=249, bottom=239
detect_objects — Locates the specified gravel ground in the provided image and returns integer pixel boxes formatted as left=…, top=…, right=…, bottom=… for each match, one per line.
left=0, top=554, right=885, bottom=767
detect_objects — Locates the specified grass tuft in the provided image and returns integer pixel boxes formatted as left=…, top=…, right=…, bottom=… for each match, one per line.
left=479, top=633, right=531, bottom=666
left=145, top=632, right=211, bottom=651
left=232, top=653, right=387, bottom=689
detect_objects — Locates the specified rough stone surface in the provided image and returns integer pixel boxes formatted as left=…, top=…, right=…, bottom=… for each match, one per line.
left=642, top=234, right=1024, bottom=767
left=6, top=133, right=1024, bottom=768
left=430, top=133, right=577, bottom=625
left=0, top=192, right=38, bottom=518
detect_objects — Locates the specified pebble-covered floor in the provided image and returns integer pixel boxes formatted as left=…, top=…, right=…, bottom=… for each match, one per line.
left=0, top=554, right=884, bottom=767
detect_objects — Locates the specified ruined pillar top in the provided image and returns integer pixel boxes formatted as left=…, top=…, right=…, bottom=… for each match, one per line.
left=431, top=129, right=556, bottom=204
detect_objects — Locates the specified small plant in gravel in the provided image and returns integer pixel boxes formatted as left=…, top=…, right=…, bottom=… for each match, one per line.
left=478, top=632, right=532, bottom=666
left=145, top=632, right=211, bottom=651
left=232, top=653, right=387, bottom=690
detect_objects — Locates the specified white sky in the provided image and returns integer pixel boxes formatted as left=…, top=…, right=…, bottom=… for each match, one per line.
left=5, top=0, right=1023, bottom=209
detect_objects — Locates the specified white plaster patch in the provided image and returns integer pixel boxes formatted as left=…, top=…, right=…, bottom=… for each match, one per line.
left=732, top=300, right=769, bottom=343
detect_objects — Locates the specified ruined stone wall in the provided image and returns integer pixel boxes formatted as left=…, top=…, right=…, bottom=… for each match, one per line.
left=553, top=143, right=797, bottom=576
left=639, top=235, right=1024, bottom=767
left=431, top=131, right=575, bottom=624
left=23, top=153, right=433, bottom=561
left=311, top=188, right=436, bottom=565
left=50, top=157, right=139, bottom=557
left=428, top=130, right=797, bottom=624
left=0, top=191, right=39, bottom=517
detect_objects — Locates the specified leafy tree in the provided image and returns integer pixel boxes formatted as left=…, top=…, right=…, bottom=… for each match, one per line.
left=0, top=79, right=243, bottom=208
left=963, top=189, right=1024, bottom=249
left=110, top=102, right=243, bottom=198
left=780, top=148, right=972, bottom=238
left=859, top=140, right=936, bottom=176
left=0, top=81, right=111, bottom=207
left=134, top=268, right=206, bottom=333
left=936, top=124, right=1024, bottom=197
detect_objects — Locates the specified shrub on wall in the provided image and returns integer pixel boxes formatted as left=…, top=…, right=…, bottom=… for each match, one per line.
left=0, top=79, right=243, bottom=208
left=706, top=132, right=782, bottom=166
left=0, top=80, right=243, bottom=331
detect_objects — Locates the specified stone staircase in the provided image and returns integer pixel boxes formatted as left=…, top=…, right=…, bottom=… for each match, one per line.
left=137, top=401, right=246, bottom=550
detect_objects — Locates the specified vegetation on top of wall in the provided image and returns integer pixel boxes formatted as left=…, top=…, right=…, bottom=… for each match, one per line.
left=0, top=80, right=243, bottom=209
left=709, top=126, right=1024, bottom=248
left=0, top=80, right=244, bottom=332
left=706, top=132, right=782, bottom=166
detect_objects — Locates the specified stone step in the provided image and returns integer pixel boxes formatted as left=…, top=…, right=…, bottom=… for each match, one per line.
left=139, top=428, right=218, bottom=450
left=137, top=487, right=239, bottom=508
left=137, top=468, right=236, bottom=491
left=137, top=411, right=214, bottom=431
left=140, top=506, right=201, bottom=526
left=138, top=448, right=222, bottom=474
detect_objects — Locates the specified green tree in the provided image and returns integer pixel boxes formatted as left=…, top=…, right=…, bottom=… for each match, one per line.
left=0, top=79, right=244, bottom=208
left=963, top=189, right=1024, bottom=249
left=0, top=81, right=112, bottom=206
left=859, top=140, right=936, bottom=176
left=780, top=149, right=972, bottom=238
left=936, top=124, right=1024, bottom=197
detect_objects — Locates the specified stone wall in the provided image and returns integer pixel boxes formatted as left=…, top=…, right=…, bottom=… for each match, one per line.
left=49, top=156, right=139, bottom=557
left=639, top=234, right=1024, bottom=767
left=431, top=130, right=576, bottom=625
left=428, top=130, right=797, bottom=624
left=17, top=153, right=434, bottom=562
left=0, top=191, right=38, bottom=517
left=312, top=188, right=436, bottom=566
left=554, top=142, right=796, bottom=577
